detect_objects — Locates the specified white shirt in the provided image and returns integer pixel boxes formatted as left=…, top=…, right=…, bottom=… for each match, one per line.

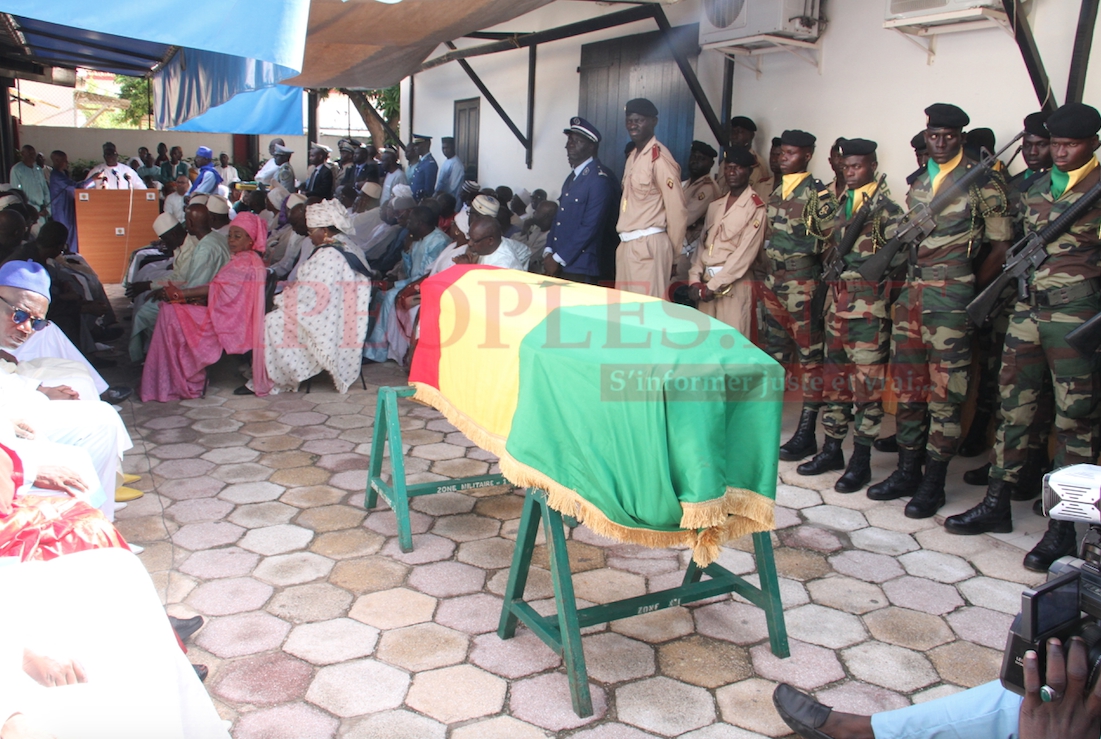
left=84, top=162, right=147, bottom=189
left=164, top=192, right=187, bottom=223
left=254, top=158, right=278, bottom=185
left=215, top=165, right=240, bottom=186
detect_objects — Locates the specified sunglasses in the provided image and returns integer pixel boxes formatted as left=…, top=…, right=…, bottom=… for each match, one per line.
left=0, top=294, right=49, bottom=331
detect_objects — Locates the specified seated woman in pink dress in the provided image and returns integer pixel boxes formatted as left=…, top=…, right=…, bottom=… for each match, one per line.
left=140, top=212, right=273, bottom=401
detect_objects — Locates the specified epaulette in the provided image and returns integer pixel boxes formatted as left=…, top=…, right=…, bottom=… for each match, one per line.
left=751, top=193, right=764, bottom=207
left=652, top=145, right=660, bottom=162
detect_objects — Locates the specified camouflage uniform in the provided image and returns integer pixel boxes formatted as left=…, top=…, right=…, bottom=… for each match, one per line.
left=893, top=155, right=1013, bottom=461
left=991, top=162, right=1101, bottom=482
left=821, top=185, right=905, bottom=443
left=763, top=174, right=832, bottom=405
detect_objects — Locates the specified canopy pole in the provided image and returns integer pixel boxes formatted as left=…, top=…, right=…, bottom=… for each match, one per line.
left=720, top=56, right=734, bottom=148
left=526, top=45, right=536, bottom=169
left=409, top=74, right=416, bottom=139
left=0, top=79, right=13, bottom=182
left=307, top=90, right=319, bottom=145
left=1067, top=0, right=1099, bottom=104
left=1000, top=0, right=1057, bottom=111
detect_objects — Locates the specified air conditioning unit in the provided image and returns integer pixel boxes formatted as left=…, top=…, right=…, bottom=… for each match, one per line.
left=699, top=0, right=821, bottom=47
left=885, top=0, right=1002, bottom=23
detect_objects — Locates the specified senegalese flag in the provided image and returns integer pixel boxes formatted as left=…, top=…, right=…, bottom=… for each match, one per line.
left=409, top=265, right=783, bottom=565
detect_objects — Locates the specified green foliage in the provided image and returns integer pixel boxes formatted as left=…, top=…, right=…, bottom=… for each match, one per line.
left=113, top=75, right=152, bottom=128
left=373, top=85, right=400, bottom=122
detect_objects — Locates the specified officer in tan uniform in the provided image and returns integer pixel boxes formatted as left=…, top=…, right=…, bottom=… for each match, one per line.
left=615, top=98, right=688, bottom=298
left=676, top=141, right=721, bottom=284
left=688, top=145, right=767, bottom=336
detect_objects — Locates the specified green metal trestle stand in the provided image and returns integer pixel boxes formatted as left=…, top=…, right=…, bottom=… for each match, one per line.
left=498, top=488, right=790, bottom=718
left=365, top=386, right=506, bottom=551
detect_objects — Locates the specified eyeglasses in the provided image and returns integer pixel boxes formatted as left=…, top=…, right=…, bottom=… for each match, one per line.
left=0, top=294, right=49, bottom=331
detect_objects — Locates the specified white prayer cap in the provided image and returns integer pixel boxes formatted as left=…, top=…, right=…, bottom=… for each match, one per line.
left=306, top=198, right=352, bottom=233
left=0, top=194, right=21, bottom=210
left=153, top=212, right=180, bottom=236
left=518, top=188, right=532, bottom=206
left=472, top=194, right=500, bottom=217
left=266, top=184, right=289, bottom=210
left=189, top=194, right=210, bottom=206
left=207, top=196, right=231, bottom=215
left=360, top=181, right=383, bottom=198
left=391, top=184, right=413, bottom=201
left=286, top=193, right=308, bottom=210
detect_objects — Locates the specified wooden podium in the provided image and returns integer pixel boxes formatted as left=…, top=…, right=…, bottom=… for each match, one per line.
left=75, top=189, right=160, bottom=284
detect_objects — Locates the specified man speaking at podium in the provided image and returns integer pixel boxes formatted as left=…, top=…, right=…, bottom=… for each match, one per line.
left=84, top=142, right=146, bottom=190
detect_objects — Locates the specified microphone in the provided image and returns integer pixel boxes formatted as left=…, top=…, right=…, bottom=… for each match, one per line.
left=123, top=172, right=132, bottom=190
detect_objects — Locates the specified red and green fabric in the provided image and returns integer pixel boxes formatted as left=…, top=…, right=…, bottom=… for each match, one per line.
left=409, top=265, right=782, bottom=565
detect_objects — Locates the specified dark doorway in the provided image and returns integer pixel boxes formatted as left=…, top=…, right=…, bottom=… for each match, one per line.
left=578, top=25, right=699, bottom=181
left=454, top=97, right=480, bottom=182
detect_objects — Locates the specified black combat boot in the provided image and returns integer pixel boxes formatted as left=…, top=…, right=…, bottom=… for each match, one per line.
left=797, top=436, right=844, bottom=475
left=873, top=435, right=898, bottom=453
left=835, top=442, right=872, bottom=493
left=904, top=457, right=950, bottom=519
left=963, top=462, right=990, bottom=486
left=1023, top=519, right=1078, bottom=572
left=958, top=409, right=992, bottom=457
left=867, top=448, right=924, bottom=501
left=944, top=479, right=1014, bottom=535
left=1010, top=449, right=1051, bottom=501
left=779, top=408, right=818, bottom=462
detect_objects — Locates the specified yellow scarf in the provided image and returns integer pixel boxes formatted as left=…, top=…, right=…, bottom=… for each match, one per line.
left=1051, top=157, right=1099, bottom=200
left=845, top=181, right=878, bottom=219
left=927, top=150, right=963, bottom=195
left=781, top=171, right=811, bottom=200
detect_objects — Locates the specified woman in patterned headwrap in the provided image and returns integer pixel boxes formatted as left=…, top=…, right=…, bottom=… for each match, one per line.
left=252, top=199, right=374, bottom=394
left=140, top=212, right=272, bottom=401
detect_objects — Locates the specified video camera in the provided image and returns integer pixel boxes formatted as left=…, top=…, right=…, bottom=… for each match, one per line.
left=1001, top=465, right=1101, bottom=695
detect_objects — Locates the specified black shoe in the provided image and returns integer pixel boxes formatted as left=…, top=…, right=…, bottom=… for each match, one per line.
left=797, top=436, right=844, bottom=476
left=99, top=386, right=134, bottom=405
left=779, top=408, right=818, bottom=462
left=867, top=448, right=924, bottom=501
left=944, top=479, right=1014, bottom=535
left=193, top=664, right=209, bottom=683
left=1011, top=449, right=1051, bottom=501
left=958, top=410, right=992, bottom=457
left=873, top=434, right=898, bottom=453
left=772, top=683, right=834, bottom=739
left=1023, top=519, right=1078, bottom=573
left=905, top=457, right=949, bottom=519
left=233, top=385, right=255, bottom=396
left=1033, top=498, right=1045, bottom=517
left=835, top=442, right=872, bottom=493
left=963, top=462, right=991, bottom=486
left=169, top=614, right=205, bottom=642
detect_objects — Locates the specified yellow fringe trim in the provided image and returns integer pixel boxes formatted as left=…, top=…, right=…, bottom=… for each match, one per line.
left=409, top=382, right=775, bottom=567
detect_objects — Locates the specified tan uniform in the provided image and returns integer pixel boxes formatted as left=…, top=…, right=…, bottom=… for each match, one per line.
left=689, top=187, right=767, bottom=336
left=615, top=137, right=688, bottom=297
left=675, top=175, right=721, bottom=283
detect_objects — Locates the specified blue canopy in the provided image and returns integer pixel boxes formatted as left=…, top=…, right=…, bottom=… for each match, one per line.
left=171, top=85, right=303, bottom=135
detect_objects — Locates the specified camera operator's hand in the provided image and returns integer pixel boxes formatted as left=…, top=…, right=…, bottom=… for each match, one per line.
left=1020, top=636, right=1101, bottom=739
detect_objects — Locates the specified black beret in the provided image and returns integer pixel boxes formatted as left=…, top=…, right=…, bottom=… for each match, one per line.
left=691, top=140, right=718, bottom=159
left=910, top=131, right=928, bottom=151
left=838, top=138, right=877, bottom=157
left=966, top=127, right=995, bottom=152
left=780, top=129, right=816, bottom=148
left=625, top=98, right=659, bottom=117
left=1023, top=111, right=1052, bottom=138
left=1046, top=102, right=1101, bottom=139
left=771, top=137, right=783, bottom=147
left=729, top=115, right=757, bottom=132
left=925, top=103, right=970, bottom=129
left=722, top=145, right=757, bottom=168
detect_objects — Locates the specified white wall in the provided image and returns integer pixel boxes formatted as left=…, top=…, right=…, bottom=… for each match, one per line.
left=403, top=0, right=1101, bottom=200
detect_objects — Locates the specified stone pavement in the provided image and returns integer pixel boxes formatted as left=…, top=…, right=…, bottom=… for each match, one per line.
left=106, top=356, right=1048, bottom=739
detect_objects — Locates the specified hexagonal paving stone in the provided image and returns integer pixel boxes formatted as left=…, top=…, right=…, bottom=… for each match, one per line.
left=406, top=664, right=507, bottom=724
left=172, top=521, right=245, bottom=550
left=194, top=611, right=290, bottom=658
left=612, top=607, right=696, bottom=644
left=863, top=607, right=954, bottom=651
left=341, top=710, right=446, bottom=739
left=474, top=493, right=526, bottom=520
left=435, top=593, right=505, bottom=634
left=259, top=449, right=320, bottom=469
left=946, top=606, right=1016, bottom=649
left=267, top=582, right=354, bottom=624
left=410, top=442, right=466, bottom=461
left=283, top=617, right=379, bottom=665
left=152, top=458, right=215, bottom=479
left=677, top=726, right=765, bottom=739
left=202, top=446, right=261, bottom=464
left=785, top=604, right=867, bottom=649
left=238, top=524, right=314, bottom=555
left=158, top=475, right=226, bottom=500
left=778, top=526, right=844, bottom=553
left=167, top=497, right=234, bottom=524
left=899, top=550, right=976, bottom=583
left=658, top=635, right=753, bottom=688
left=829, top=550, right=905, bottom=583
left=253, top=551, right=334, bottom=586
left=849, top=527, right=919, bottom=556
left=295, top=504, right=366, bottom=532
left=802, top=505, right=868, bottom=532
left=617, top=676, right=716, bottom=737
left=842, top=642, right=937, bottom=692
left=750, top=638, right=844, bottom=691
left=380, top=533, right=457, bottom=565
left=310, top=528, right=385, bottom=560
left=228, top=502, right=297, bottom=528
left=150, top=442, right=207, bottom=460
left=863, top=504, right=938, bottom=534
left=219, top=481, right=285, bottom=504
left=406, top=560, right=486, bottom=597
left=330, top=556, right=409, bottom=594
left=957, top=576, right=1026, bottom=615
left=806, top=576, right=888, bottom=615
left=572, top=724, right=660, bottom=739
left=410, top=491, right=477, bottom=516
left=212, top=462, right=272, bottom=484
left=715, top=678, right=790, bottom=737
left=450, top=716, right=548, bottom=739
left=349, top=587, right=436, bottom=630
left=694, top=601, right=771, bottom=646
left=583, top=632, right=656, bottom=684
left=231, top=702, right=338, bottom=739
left=814, top=682, right=908, bottom=715
left=180, top=547, right=260, bottom=580
left=509, top=672, right=607, bottom=732
left=573, top=568, right=647, bottom=604
left=773, top=548, right=832, bottom=582
left=211, top=652, right=312, bottom=706
left=776, top=484, right=822, bottom=509
left=968, top=547, right=1046, bottom=586
left=532, top=540, right=607, bottom=574
left=469, top=630, right=562, bottom=678
left=306, top=659, right=409, bottom=717
left=281, top=485, right=347, bottom=508
left=365, top=508, right=433, bottom=536
left=431, top=513, right=502, bottom=542
left=457, top=538, right=516, bottom=569
left=882, top=576, right=965, bottom=615
left=187, top=577, right=273, bottom=616
left=929, top=640, right=1004, bottom=687
left=377, top=622, right=470, bottom=672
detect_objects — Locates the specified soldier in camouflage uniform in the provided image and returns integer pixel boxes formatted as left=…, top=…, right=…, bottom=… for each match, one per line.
left=796, top=138, right=904, bottom=493
left=867, top=103, right=1013, bottom=519
left=762, top=129, right=837, bottom=461
left=945, top=103, right=1101, bottom=573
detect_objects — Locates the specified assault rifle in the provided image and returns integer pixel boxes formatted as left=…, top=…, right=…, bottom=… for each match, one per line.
left=1067, top=310, right=1101, bottom=359
left=858, top=132, right=1024, bottom=283
left=967, top=176, right=1101, bottom=326
left=810, top=174, right=887, bottom=317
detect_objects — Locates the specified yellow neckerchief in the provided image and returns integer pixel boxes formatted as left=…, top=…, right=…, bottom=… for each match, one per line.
left=781, top=171, right=811, bottom=200
left=844, top=180, right=878, bottom=219
left=927, top=149, right=963, bottom=195
left=1051, top=157, right=1099, bottom=200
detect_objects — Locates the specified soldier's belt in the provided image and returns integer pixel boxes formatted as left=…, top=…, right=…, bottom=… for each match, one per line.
left=906, top=264, right=972, bottom=281
left=769, top=255, right=818, bottom=272
left=1027, top=279, right=1100, bottom=308
left=619, top=227, right=665, bottom=242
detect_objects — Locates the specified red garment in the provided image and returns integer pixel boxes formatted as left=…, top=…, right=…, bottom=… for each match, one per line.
left=0, top=495, right=130, bottom=561
left=140, top=250, right=273, bottom=401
